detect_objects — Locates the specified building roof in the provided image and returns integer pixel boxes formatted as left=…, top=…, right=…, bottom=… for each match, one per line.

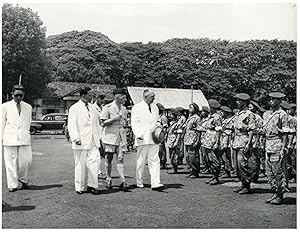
left=43, top=81, right=116, bottom=99
left=127, top=87, right=209, bottom=110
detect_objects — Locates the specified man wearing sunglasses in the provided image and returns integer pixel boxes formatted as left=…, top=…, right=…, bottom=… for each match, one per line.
left=2, top=85, right=32, bottom=192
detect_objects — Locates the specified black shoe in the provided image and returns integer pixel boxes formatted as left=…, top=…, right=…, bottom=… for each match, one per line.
left=239, top=187, right=251, bottom=194
left=152, top=185, right=164, bottom=191
left=205, top=177, right=215, bottom=184
left=9, top=188, right=18, bottom=192
left=189, top=175, right=199, bottom=179
left=20, top=181, right=29, bottom=190
left=186, top=173, right=192, bottom=178
left=168, top=170, right=178, bottom=174
left=87, top=186, right=100, bottom=195
left=119, top=182, right=128, bottom=191
left=76, top=191, right=84, bottom=195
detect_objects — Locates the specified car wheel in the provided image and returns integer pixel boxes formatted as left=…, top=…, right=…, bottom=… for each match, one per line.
left=30, top=127, right=37, bottom=135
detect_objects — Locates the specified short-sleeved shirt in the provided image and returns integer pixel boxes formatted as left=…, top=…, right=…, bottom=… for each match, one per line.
left=183, top=114, right=201, bottom=146
left=220, top=116, right=234, bottom=150
left=232, top=109, right=256, bottom=149
left=202, top=113, right=222, bottom=149
left=263, top=108, right=289, bottom=153
left=100, top=101, right=127, bottom=146
left=288, top=114, right=297, bottom=146
left=197, top=117, right=209, bottom=145
left=251, top=113, right=264, bottom=149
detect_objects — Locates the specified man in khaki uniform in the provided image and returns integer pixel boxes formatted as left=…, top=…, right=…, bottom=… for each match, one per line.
left=101, top=88, right=128, bottom=191
left=263, top=92, right=289, bottom=205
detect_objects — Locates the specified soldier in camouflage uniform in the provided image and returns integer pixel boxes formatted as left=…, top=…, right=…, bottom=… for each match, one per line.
left=287, top=103, right=297, bottom=182
left=263, top=92, right=289, bottom=205
left=219, top=106, right=235, bottom=178
left=232, top=93, right=256, bottom=194
left=202, top=99, right=222, bottom=185
left=248, top=100, right=263, bottom=182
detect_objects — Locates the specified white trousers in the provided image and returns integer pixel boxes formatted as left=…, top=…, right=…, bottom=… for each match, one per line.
left=73, top=146, right=100, bottom=191
left=136, top=144, right=161, bottom=188
left=3, top=145, right=32, bottom=189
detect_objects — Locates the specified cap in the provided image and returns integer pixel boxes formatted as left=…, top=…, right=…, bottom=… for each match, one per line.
left=190, top=102, right=200, bottom=113
left=170, top=108, right=180, bottom=116
left=289, top=103, right=297, bottom=108
left=202, top=106, right=210, bottom=113
left=258, top=107, right=266, bottom=113
left=235, top=93, right=250, bottom=101
left=250, top=100, right=260, bottom=109
left=113, top=88, right=126, bottom=95
left=281, top=101, right=291, bottom=110
left=144, top=90, right=155, bottom=97
left=208, top=99, right=220, bottom=109
left=269, top=92, right=286, bottom=99
left=220, top=106, right=232, bottom=113
left=156, top=103, right=165, bottom=111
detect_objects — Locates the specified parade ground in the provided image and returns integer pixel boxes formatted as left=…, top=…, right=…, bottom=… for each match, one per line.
left=2, top=135, right=296, bottom=228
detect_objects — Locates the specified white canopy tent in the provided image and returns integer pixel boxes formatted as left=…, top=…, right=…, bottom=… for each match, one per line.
left=127, top=87, right=209, bottom=110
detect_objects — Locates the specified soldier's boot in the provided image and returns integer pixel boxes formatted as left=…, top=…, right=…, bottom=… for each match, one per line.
left=270, top=193, right=283, bottom=205
left=205, top=176, right=215, bottom=184
left=265, top=193, right=278, bottom=204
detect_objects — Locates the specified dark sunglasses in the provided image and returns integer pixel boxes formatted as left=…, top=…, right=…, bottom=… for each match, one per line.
left=14, top=94, right=24, bottom=97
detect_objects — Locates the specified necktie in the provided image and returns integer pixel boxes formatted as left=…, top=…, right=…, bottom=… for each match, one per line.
left=148, top=104, right=151, bottom=113
left=85, top=103, right=90, bottom=117
left=16, top=103, right=21, bottom=115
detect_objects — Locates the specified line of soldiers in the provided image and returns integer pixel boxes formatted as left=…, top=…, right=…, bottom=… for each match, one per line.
left=157, top=92, right=296, bottom=205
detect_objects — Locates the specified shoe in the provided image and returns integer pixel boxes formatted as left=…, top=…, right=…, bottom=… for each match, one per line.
left=233, top=186, right=244, bottom=193
left=205, top=177, right=215, bottom=184
left=119, top=182, right=128, bottom=191
left=266, top=193, right=277, bottom=204
left=87, top=186, right=100, bottom=195
left=106, top=180, right=113, bottom=189
left=20, top=181, right=29, bottom=190
left=209, top=179, right=220, bottom=185
left=168, top=170, right=177, bottom=174
left=9, top=188, right=18, bottom=192
left=239, top=188, right=251, bottom=195
left=186, top=173, right=192, bottom=178
left=270, top=196, right=283, bottom=205
left=152, top=184, right=164, bottom=191
left=289, top=178, right=296, bottom=183
left=76, top=191, right=84, bottom=195
left=221, top=173, right=231, bottom=178
left=189, top=175, right=199, bottom=179
left=137, top=184, right=144, bottom=188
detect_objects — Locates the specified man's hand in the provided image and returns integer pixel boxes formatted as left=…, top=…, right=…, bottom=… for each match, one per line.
left=75, top=139, right=81, bottom=145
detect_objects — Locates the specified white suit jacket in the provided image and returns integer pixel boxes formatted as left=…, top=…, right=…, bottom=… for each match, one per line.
left=131, top=100, right=159, bottom=146
left=1, top=100, right=32, bottom=146
left=68, top=100, right=101, bottom=150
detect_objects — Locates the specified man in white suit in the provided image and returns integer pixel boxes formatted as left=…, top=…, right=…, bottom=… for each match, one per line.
left=2, top=85, right=32, bottom=192
left=68, top=87, right=101, bottom=195
left=131, top=89, right=164, bottom=190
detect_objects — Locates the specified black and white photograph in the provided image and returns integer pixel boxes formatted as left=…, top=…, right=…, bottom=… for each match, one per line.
left=1, top=0, right=297, bottom=229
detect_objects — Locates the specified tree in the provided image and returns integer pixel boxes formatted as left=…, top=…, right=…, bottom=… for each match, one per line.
left=2, top=4, right=51, bottom=104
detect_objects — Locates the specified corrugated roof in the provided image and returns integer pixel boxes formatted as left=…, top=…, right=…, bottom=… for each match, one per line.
left=127, top=87, right=209, bottom=110
left=43, top=81, right=116, bottom=99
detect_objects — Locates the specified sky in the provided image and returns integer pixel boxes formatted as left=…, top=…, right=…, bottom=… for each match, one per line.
left=8, top=1, right=298, bottom=43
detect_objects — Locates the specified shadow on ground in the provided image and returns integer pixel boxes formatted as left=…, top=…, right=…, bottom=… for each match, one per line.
left=2, top=202, right=36, bottom=212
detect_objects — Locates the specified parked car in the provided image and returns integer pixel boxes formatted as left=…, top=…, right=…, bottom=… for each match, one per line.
left=30, top=113, right=68, bottom=135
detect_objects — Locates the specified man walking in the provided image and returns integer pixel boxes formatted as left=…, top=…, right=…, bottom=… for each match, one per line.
left=131, top=89, right=164, bottom=190
left=101, top=88, right=128, bottom=191
left=68, top=87, right=101, bottom=195
left=2, top=85, right=32, bottom=192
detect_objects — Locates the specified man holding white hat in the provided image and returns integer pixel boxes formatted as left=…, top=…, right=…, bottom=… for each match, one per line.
left=131, top=89, right=164, bottom=190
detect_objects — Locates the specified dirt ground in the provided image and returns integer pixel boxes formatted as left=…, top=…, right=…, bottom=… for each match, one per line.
left=2, top=135, right=296, bottom=228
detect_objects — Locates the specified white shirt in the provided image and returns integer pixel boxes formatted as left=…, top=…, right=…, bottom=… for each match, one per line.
left=68, top=100, right=101, bottom=150
left=93, top=102, right=104, bottom=139
left=1, top=100, right=32, bottom=146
